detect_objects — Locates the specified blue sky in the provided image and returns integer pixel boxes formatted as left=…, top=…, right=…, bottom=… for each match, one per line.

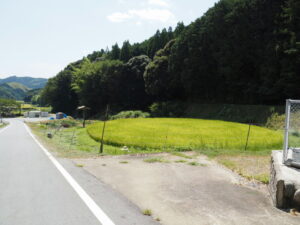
left=0, top=0, right=218, bottom=79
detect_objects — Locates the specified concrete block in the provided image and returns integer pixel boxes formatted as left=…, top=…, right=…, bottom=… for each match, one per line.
left=270, top=151, right=300, bottom=208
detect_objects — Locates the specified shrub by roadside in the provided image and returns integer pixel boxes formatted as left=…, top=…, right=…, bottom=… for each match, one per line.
left=265, top=113, right=285, bottom=130
left=110, top=111, right=150, bottom=120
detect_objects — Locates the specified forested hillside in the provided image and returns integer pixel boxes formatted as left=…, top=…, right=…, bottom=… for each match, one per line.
left=0, top=82, right=30, bottom=100
left=41, top=0, right=300, bottom=115
left=0, top=76, right=47, bottom=100
left=0, top=76, right=47, bottom=89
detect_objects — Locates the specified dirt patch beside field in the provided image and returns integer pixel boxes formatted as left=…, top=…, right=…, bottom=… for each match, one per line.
left=74, top=153, right=300, bottom=225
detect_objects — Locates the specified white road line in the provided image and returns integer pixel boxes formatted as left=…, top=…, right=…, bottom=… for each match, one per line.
left=0, top=125, right=10, bottom=134
left=24, top=123, right=116, bottom=225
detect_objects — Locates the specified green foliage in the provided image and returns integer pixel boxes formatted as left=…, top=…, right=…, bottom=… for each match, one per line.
left=123, top=55, right=152, bottom=109
left=41, top=118, right=79, bottom=128
left=72, top=59, right=124, bottom=114
left=0, top=98, right=20, bottom=116
left=266, top=113, right=285, bottom=130
left=183, top=103, right=284, bottom=124
left=168, top=0, right=299, bottom=104
left=0, top=82, right=30, bottom=100
left=110, top=111, right=150, bottom=120
left=144, top=39, right=182, bottom=100
left=41, top=69, right=78, bottom=114
left=143, top=158, right=169, bottom=163
left=23, top=89, right=45, bottom=105
left=42, top=55, right=151, bottom=115
left=142, top=209, right=152, bottom=216
left=0, top=76, right=47, bottom=89
left=87, top=118, right=283, bottom=153
left=41, top=0, right=299, bottom=116
left=172, top=152, right=193, bottom=159
left=175, top=160, right=187, bottom=163
left=149, top=101, right=186, bottom=117
left=188, top=162, right=205, bottom=166
left=109, top=43, right=121, bottom=60
left=120, top=40, right=132, bottom=62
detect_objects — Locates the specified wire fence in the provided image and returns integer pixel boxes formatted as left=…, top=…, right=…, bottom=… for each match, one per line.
left=283, top=100, right=300, bottom=165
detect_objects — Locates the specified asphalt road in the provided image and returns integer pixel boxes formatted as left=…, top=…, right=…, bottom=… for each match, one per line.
left=0, top=119, right=158, bottom=225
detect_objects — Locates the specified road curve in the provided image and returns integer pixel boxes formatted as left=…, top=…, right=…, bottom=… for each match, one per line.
left=0, top=119, right=158, bottom=225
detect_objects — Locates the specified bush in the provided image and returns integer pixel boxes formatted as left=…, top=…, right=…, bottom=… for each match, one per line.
left=41, top=118, right=79, bottom=128
left=110, top=111, right=150, bottom=120
left=149, top=101, right=186, bottom=117
left=266, top=113, right=285, bottom=130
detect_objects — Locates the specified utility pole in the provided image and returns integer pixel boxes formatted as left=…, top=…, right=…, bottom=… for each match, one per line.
left=99, top=105, right=109, bottom=154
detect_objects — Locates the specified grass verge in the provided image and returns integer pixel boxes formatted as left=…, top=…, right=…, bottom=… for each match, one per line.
left=216, top=155, right=270, bottom=184
left=0, top=123, right=7, bottom=129
left=28, top=118, right=273, bottom=184
left=28, top=121, right=162, bottom=158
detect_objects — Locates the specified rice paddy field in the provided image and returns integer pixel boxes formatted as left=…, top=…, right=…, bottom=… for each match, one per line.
left=31, top=118, right=286, bottom=183
left=87, top=118, right=283, bottom=155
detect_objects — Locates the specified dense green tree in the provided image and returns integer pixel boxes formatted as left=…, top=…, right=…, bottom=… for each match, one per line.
left=123, top=55, right=152, bottom=108
left=41, top=0, right=300, bottom=116
left=120, top=40, right=132, bottom=62
left=0, top=98, right=20, bottom=116
left=41, top=70, right=78, bottom=114
left=144, top=40, right=181, bottom=100
left=109, top=43, right=121, bottom=60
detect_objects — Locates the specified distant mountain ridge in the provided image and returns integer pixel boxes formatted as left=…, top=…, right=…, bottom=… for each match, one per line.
left=0, top=76, right=48, bottom=100
left=0, top=76, right=47, bottom=89
left=0, top=82, right=30, bottom=100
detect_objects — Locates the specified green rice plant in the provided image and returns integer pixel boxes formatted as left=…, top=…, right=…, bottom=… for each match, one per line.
left=87, top=118, right=283, bottom=154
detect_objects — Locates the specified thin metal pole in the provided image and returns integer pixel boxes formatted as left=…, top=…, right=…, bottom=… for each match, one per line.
left=83, top=110, right=86, bottom=128
left=99, top=105, right=109, bottom=154
left=283, top=99, right=291, bottom=164
left=69, top=129, right=76, bottom=149
left=244, top=123, right=251, bottom=151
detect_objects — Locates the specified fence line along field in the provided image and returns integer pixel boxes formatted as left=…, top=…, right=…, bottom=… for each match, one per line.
left=87, top=118, right=283, bottom=155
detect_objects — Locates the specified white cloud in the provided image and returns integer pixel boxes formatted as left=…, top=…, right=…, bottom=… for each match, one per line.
left=148, top=0, right=169, bottom=7
left=130, top=9, right=174, bottom=23
left=107, top=8, right=175, bottom=24
left=107, top=12, right=132, bottom=23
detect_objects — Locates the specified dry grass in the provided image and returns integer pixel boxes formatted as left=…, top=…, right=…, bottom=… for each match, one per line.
left=144, top=157, right=170, bottom=163
left=216, top=155, right=270, bottom=183
left=172, top=152, right=193, bottom=159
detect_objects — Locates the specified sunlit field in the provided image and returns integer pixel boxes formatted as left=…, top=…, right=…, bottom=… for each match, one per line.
left=87, top=118, right=283, bottom=154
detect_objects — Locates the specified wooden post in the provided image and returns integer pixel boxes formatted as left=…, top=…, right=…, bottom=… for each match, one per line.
left=83, top=110, right=86, bottom=128
left=245, top=123, right=252, bottom=151
left=99, top=105, right=109, bottom=154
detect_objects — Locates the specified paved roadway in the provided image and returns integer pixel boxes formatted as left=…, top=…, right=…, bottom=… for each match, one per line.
left=0, top=119, right=158, bottom=225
